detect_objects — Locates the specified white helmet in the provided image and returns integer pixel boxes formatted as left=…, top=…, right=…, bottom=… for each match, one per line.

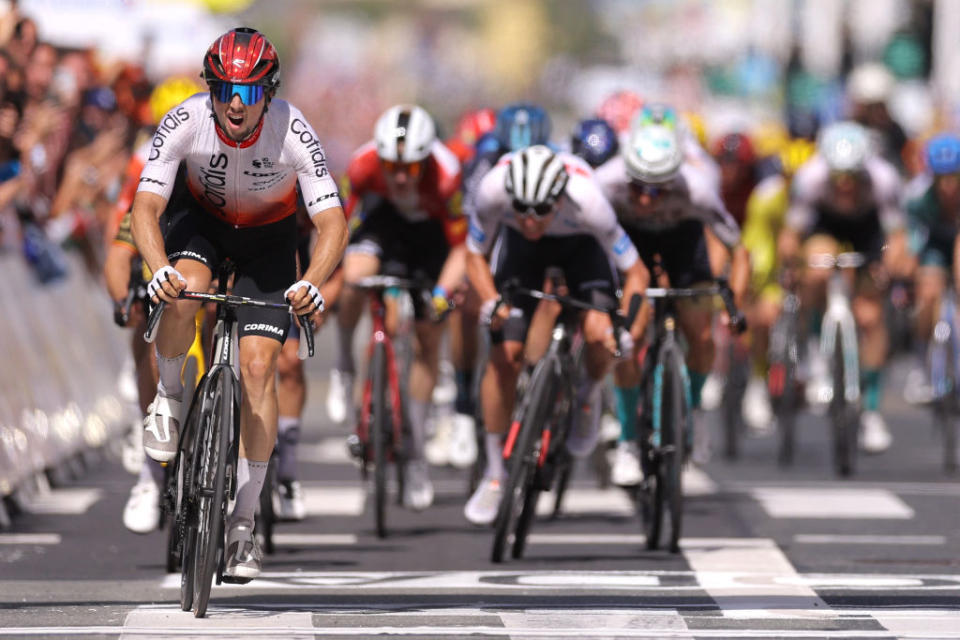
left=623, top=123, right=683, bottom=184
left=847, top=63, right=895, bottom=105
left=505, top=145, right=569, bottom=211
left=818, top=121, right=871, bottom=172
left=374, top=104, right=436, bottom=163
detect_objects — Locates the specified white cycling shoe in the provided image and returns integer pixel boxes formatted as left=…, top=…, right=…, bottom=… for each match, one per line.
left=448, top=413, right=479, bottom=469
left=610, top=441, right=643, bottom=486
left=464, top=476, right=503, bottom=526
left=403, top=460, right=434, bottom=511
left=142, top=393, right=181, bottom=463
left=742, top=376, right=774, bottom=436
left=123, top=480, right=160, bottom=534
left=860, top=410, right=892, bottom=454
left=699, top=372, right=724, bottom=411
left=326, top=369, right=354, bottom=425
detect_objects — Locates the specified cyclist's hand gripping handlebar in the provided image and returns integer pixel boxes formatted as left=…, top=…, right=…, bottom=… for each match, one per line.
left=716, top=278, right=747, bottom=334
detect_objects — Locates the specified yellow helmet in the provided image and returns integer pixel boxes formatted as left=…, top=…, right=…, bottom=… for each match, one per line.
left=779, top=138, right=816, bottom=178
left=681, top=111, right=708, bottom=148
left=751, top=120, right=789, bottom=158
left=149, top=76, right=204, bottom=124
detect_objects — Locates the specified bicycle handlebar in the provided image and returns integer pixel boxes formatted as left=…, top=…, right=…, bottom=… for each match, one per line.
left=808, top=251, right=866, bottom=270
left=498, top=280, right=643, bottom=357
left=644, top=279, right=747, bottom=334
left=348, top=274, right=450, bottom=323
left=143, top=291, right=316, bottom=358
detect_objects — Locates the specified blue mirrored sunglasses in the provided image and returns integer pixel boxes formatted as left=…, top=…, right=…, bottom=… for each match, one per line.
left=211, top=82, right=265, bottom=106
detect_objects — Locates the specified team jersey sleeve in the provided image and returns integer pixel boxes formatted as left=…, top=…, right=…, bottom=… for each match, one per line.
left=682, top=164, right=741, bottom=248
left=285, top=105, right=342, bottom=217
left=742, top=175, right=788, bottom=293
left=137, top=101, right=197, bottom=202
left=784, top=157, right=825, bottom=235
left=466, top=163, right=508, bottom=256
left=569, top=171, right=639, bottom=272
left=430, top=141, right=467, bottom=246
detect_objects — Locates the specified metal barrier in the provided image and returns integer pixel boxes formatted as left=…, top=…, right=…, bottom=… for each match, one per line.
left=0, top=251, right=132, bottom=525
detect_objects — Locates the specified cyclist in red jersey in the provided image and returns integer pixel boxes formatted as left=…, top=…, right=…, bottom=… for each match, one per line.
left=130, top=28, right=347, bottom=581
left=328, top=104, right=464, bottom=511
left=445, top=108, right=496, bottom=166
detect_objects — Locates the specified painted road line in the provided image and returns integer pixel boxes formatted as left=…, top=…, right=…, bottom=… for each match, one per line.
left=683, top=538, right=833, bottom=619
left=121, top=606, right=313, bottom=639
left=7, top=624, right=959, bottom=638
left=728, top=480, right=960, bottom=497
left=302, top=486, right=365, bottom=516
left=272, top=533, right=357, bottom=546
left=536, top=487, right=634, bottom=516
left=17, top=488, right=102, bottom=515
left=299, top=437, right=353, bottom=465
left=856, top=609, right=960, bottom=638
left=498, top=608, right=691, bottom=638
left=682, top=465, right=717, bottom=496
left=793, top=534, right=946, bottom=545
left=0, top=533, right=61, bottom=544
left=751, top=488, right=914, bottom=519
left=528, top=534, right=794, bottom=548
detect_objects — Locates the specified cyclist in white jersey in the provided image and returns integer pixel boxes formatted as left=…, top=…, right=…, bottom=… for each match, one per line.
left=595, top=122, right=749, bottom=479
left=130, top=28, right=347, bottom=580
left=463, top=145, right=649, bottom=525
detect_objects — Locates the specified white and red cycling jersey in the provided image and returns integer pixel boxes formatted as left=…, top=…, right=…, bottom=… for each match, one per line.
left=467, top=151, right=640, bottom=272
left=136, top=93, right=341, bottom=228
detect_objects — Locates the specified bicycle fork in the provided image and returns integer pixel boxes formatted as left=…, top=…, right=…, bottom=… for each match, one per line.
left=820, top=273, right=860, bottom=405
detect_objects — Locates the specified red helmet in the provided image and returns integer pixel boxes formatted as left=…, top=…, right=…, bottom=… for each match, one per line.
left=454, top=108, right=496, bottom=146
left=202, top=27, right=280, bottom=89
left=712, top=132, right=756, bottom=165
left=596, top=90, right=644, bottom=134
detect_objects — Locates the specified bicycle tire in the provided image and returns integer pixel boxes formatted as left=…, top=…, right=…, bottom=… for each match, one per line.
left=662, top=351, right=687, bottom=553
left=774, top=358, right=797, bottom=467
left=491, top=361, right=556, bottom=563
left=371, top=343, right=389, bottom=539
left=721, top=341, right=746, bottom=460
left=831, top=339, right=856, bottom=477
left=164, top=462, right=182, bottom=574
left=191, top=371, right=232, bottom=617
left=550, top=453, right=572, bottom=520
left=640, top=367, right=663, bottom=551
left=177, top=378, right=209, bottom=611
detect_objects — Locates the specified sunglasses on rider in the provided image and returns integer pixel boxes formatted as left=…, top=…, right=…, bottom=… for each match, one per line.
left=380, top=159, right=423, bottom=177
left=629, top=181, right=665, bottom=198
left=211, top=82, right=265, bottom=106
left=511, top=198, right=555, bottom=218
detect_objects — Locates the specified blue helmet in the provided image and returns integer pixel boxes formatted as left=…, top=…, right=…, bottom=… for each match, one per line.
left=494, top=103, right=551, bottom=152
left=570, top=118, right=619, bottom=168
left=926, top=134, right=960, bottom=176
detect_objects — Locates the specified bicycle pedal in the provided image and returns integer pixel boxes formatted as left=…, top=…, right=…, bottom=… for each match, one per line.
left=220, top=575, right=252, bottom=585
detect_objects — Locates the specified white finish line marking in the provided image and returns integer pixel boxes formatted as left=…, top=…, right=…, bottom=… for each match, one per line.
left=18, top=488, right=102, bottom=515
left=121, top=606, right=313, bottom=639
left=536, top=487, right=634, bottom=516
left=0, top=533, right=61, bottom=544
left=751, top=488, right=914, bottom=519
left=683, top=538, right=832, bottom=619
left=528, top=534, right=786, bottom=548
left=272, top=533, right=357, bottom=546
left=794, top=534, right=946, bottom=545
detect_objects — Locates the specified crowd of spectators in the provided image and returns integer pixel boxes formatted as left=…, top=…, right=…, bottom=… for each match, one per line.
left=0, top=5, right=156, bottom=282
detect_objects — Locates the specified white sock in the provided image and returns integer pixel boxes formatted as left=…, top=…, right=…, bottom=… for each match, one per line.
left=156, top=349, right=186, bottom=399
left=407, top=398, right=429, bottom=461
left=228, top=458, right=268, bottom=528
left=484, top=432, right=504, bottom=480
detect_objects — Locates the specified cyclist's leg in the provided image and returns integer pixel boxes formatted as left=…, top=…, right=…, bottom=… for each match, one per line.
left=743, top=288, right=781, bottom=432
left=275, top=333, right=306, bottom=519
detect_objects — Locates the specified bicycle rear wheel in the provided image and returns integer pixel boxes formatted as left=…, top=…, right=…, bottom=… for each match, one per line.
left=371, top=343, right=389, bottom=539
left=191, top=371, right=233, bottom=617
left=721, top=341, right=746, bottom=460
left=662, top=352, right=687, bottom=553
left=830, top=339, right=857, bottom=477
left=492, top=362, right=556, bottom=563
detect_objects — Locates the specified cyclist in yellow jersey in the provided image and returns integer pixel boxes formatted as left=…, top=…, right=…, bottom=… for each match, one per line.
left=739, top=138, right=815, bottom=432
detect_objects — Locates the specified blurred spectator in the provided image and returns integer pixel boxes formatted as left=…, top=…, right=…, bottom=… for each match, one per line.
left=846, top=62, right=908, bottom=171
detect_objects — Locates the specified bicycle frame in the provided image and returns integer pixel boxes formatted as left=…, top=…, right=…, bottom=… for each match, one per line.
left=816, top=253, right=862, bottom=406
left=357, top=290, right=405, bottom=457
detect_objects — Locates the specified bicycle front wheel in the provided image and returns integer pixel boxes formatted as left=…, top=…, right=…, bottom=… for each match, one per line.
left=492, top=362, right=556, bottom=563
left=830, top=338, right=858, bottom=477
left=662, top=352, right=688, bottom=553
left=371, top=343, right=390, bottom=538
left=191, top=371, right=233, bottom=617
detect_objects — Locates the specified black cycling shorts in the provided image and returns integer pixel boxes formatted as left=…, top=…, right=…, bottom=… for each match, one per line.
left=163, top=199, right=297, bottom=343
left=346, top=195, right=449, bottom=320
left=490, top=227, right=618, bottom=344
left=810, top=207, right=885, bottom=263
left=627, top=219, right=713, bottom=288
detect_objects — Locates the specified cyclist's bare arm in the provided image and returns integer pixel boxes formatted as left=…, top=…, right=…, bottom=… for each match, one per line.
left=729, top=243, right=750, bottom=308
left=466, top=250, right=509, bottom=328
left=103, top=242, right=135, bottom=304
left=436, top=243, right=467, bottom=295
left=296, top=206, right=348, bottom=314
left=621, top=259, right=650, bottom=341
left=131, top=190, right=184, bottom=303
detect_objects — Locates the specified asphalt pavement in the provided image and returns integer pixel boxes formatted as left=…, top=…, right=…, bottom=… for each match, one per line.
left=2, top=328, right=959, bottom=639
